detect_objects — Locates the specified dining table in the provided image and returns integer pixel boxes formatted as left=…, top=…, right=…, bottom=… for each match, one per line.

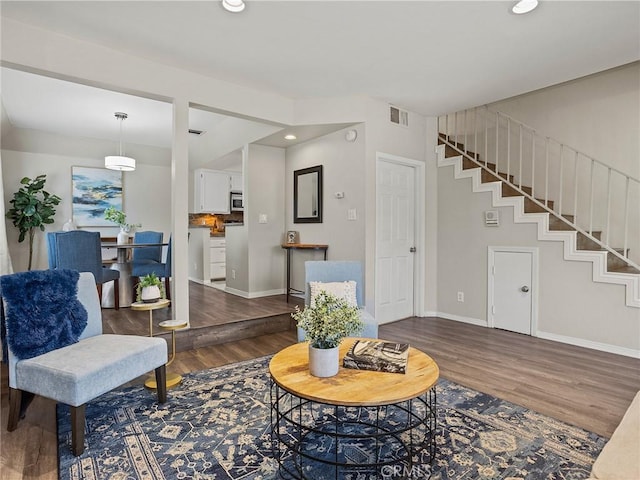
left=100, top=241, right=168, bottom=308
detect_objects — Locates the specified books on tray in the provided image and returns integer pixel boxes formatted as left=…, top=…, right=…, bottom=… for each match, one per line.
left=343, top=340, right=409, bottom=374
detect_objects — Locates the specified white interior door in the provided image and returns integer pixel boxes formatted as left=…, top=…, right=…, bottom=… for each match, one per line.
left=376, top=160, right=415, bottom=323
left=488, top=248, right=537, bottom=335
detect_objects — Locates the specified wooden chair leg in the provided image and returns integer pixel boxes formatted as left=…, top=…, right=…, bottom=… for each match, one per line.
left=165, top=277, right=171, bottom=300
left=71, top=404, right=86, bottom=456
left=132, top=276, right=140, bottom=303
left=96, top=284, right=103, bottom=303
left=155, top=365, right=167, bottom=403
left=7, top=388, right=21, bottom=431
left=113, top=279, right=119, bottom=310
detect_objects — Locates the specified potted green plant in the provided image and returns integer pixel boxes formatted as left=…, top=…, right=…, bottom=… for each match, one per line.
left=5, top=175, right=61, bottom=271
left=104, top=206, right=141, bottom=243
left=136, top=272, right=165, bottom=303
left=292, top=291, right=363, bottom=377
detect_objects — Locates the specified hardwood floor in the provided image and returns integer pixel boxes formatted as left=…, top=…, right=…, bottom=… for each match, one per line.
left=2, top=296, right=639, bottom=479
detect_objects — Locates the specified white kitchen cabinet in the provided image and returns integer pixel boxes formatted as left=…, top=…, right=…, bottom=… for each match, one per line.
left=210, top=237, right=226, bottom=280
left=230, top=172, right=243, bottom=192
left=194, top=169, right=231, bottom=214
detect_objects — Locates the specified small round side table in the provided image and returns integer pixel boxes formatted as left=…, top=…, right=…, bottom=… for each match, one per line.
left=131, top=298, right=170, bottom=338
left=131, top=299, right=176, bottom=389
left=155, top=319, right=188, bottom=388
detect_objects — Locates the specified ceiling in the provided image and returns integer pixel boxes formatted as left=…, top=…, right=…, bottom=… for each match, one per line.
left=1, top=1, right=639, bottom=162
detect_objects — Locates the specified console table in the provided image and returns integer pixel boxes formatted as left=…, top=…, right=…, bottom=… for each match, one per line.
left=281, top=243, right=328, bottom=303
left=269, top=339, right=439, bottom=479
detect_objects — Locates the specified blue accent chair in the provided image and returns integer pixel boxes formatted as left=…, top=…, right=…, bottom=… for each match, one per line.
left=46, top=230, right=61, bottom=269
left=132, top=237, right=172, bottom=300
left=4, top=272, right=168, bottom=456
left=49, top=231, right=121, bottom=309
left=132, top=231, right=163, bottom=265
left=297, top=261, right=378, bottom=342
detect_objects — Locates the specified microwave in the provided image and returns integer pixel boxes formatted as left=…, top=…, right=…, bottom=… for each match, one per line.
left=230, top=192, right=244, bottom=212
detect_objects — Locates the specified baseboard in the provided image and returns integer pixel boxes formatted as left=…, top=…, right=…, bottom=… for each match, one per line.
left=436, top=312, right=488, bottom=327
left=224, top=286, right=286, bottom=299
left=536, top=330, right=640, bottom=359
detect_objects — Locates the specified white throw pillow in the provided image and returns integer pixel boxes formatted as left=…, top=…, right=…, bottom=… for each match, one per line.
left=309, top=281, right=358, bottom=308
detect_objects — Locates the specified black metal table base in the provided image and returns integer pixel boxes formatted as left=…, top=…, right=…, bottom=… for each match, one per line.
left=270, top=381, right=436, bottom=479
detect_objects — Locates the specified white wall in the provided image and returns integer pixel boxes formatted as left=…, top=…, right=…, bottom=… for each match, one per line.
left=285, top=124, right=367, bottom=293
left=2, top=129, right=172, bottom=271
left=436, top=164, right=640, bottom=355
left=246, top=144, right=286, bottom=296
left=490, top=62, right=639, bottom=178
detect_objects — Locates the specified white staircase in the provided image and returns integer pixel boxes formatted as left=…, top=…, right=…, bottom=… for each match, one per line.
left=436, top=135, right=640, bottom=308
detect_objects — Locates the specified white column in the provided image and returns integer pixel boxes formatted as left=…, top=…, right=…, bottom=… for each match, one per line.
left=171, top=99, right=190, bottom=324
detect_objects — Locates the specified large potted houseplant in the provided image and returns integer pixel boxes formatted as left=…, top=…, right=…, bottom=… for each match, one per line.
left=104, top=206, right=141, bottom=244
left=5, top=175, right=61, bottom=271
left=136, top=272, right=165, bottom=303
left=292, top=291, right=363, bottom=377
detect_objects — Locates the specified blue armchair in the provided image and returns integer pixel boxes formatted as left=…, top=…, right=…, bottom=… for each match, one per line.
left=298, top=260, right=378, bottom=342
left=3, top=271, right=168, bottom=455
left=132, top=237, right=172, bottom=300
left=48, top=231, right=121, bottom=309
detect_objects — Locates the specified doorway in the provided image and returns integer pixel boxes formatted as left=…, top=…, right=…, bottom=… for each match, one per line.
left=487, top=246, right=538, bottom=335
left=375, top=154, right=424, bottom=324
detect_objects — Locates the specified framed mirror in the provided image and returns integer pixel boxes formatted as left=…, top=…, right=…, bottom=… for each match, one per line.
left=294, top=165, right=323, bottom=223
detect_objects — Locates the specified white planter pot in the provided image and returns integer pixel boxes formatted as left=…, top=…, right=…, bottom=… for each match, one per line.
left=141, top=285, right=161, bottom=303
left=308, top=345, right=339, bottom=378
left=117, top=228, right=129, bottom=245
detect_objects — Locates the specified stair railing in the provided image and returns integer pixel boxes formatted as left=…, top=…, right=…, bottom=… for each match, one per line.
left=438, top=105, right=640, bottom=271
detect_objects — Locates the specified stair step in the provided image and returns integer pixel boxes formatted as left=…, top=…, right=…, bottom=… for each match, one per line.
left=548, top=216, right=602, bottom=240
left=608, top=265, right=640, bottom=275
left=577, top=233, right=608, bottom=251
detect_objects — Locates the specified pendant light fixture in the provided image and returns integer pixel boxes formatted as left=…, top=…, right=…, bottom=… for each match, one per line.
left=105, top=112, right=136, bottom=171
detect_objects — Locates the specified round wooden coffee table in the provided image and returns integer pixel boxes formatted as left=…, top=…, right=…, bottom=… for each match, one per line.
left=269, top=338, right=439, bottom=479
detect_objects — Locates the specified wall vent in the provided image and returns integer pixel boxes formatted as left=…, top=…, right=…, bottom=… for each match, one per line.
left=188, top=129, right=206, bottom=135
left=389, top=105, right=409, bottom=127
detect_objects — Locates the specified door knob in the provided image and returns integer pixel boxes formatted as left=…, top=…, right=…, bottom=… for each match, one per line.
left=521, top=286, right=530, bottom=293
left=409, top=247, right=416, bottom=253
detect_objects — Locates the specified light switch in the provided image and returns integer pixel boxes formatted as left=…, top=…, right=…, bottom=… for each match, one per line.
left=347, top=208, right=357, bottom=221
left=259, top=214, right=268, bottom=224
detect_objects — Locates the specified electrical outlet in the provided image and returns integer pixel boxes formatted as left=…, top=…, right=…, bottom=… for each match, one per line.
left=258, top=214, right=268, bottom=224
left=347, top=208, right=357, bottom=221
left=231, top=269, right=236, bottom=279
left=457, top=291, right=464, bottom=302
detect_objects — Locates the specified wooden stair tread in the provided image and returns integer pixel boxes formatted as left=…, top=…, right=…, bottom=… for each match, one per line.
left=608, top=265, right=640, bottom=275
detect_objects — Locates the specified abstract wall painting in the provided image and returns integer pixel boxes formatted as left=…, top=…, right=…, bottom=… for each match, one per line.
left=72, top=166, right=123, bottom=226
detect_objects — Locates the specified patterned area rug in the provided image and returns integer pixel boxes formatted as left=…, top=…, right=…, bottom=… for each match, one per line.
left=58, top=356, right=606, bottom=479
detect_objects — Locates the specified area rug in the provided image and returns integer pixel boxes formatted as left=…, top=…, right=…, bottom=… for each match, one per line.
left=58, top=356, right=606, bottom=480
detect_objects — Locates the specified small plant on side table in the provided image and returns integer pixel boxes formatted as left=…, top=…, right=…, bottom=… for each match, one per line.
left=136, top=272, right=165, bottom=303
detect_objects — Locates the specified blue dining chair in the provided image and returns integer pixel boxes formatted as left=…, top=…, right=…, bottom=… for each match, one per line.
left=132, top=231, right=163, bottom=266
left=132, top=237, right=172, bottom=300
left=49, top=231, right=121, bottom=309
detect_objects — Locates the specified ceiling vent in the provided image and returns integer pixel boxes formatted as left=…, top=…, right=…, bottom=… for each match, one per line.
left=389, top=105, right=409, bottom=127
left=188, top=129, right=206, bottom=135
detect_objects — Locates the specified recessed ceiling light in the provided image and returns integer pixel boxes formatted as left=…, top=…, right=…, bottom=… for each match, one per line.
left=512, top=0, right=538, bottom=14
left=222, top=0, right=245, bottom=13
left=284, top=134, right=297, bottom=140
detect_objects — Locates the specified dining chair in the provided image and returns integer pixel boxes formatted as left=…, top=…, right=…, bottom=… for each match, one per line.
left=49, top=231, right=121, bottom=310
left=132, top=237, right=172, bottom=300
left=132, top=231, right=163, bottom=265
